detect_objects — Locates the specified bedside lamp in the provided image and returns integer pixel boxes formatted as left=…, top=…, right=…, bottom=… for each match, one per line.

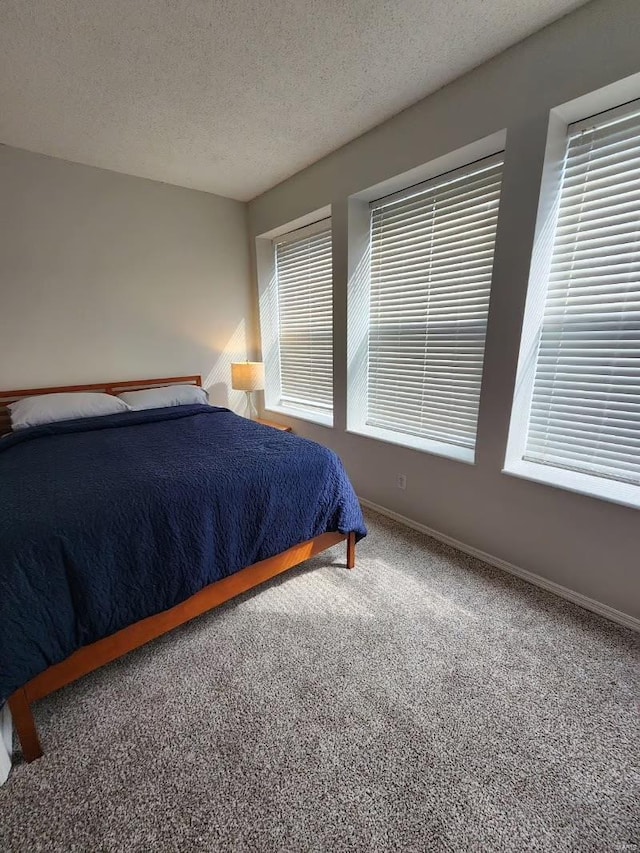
left=231, top=361, right=265, bottom=420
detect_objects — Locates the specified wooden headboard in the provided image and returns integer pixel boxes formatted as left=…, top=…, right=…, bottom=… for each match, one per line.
left=0, top=375, right=201, bottom=436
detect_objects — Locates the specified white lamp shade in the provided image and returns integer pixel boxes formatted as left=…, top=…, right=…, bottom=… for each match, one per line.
left=231, top=361, right=265, bottom=392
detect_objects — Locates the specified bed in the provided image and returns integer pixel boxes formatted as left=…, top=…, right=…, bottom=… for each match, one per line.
left=0, top=375, right=366, bottom=764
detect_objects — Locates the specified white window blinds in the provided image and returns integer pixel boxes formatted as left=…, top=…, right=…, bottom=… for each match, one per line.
left=367, top=155, right=504, bottom=450
left=274, top=221, right=333, bottom=414
left=524, top=101, right=640, bottom=485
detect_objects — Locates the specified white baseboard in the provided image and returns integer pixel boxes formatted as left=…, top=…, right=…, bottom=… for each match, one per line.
left=358, top=497, right=639, bottom=633
left=0, top=703, right=11, bottom=786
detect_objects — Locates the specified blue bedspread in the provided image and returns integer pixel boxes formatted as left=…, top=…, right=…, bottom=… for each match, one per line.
left=0, top=405, right=366, bottom=702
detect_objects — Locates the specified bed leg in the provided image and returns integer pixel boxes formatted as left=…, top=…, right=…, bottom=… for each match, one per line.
left=347, top=532, right=356, bottom=570
left=8, top=688, right=43, bottom=763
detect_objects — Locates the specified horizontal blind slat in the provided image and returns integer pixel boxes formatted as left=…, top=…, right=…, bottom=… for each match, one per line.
left=275, top=223, right=333, bottom=412
left=524, top=101, right=640, bottom=486
left=367, top=155, right=503, bottom=449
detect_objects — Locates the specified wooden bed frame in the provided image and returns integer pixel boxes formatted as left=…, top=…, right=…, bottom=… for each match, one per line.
left=2, top=375, right=356, bottom=763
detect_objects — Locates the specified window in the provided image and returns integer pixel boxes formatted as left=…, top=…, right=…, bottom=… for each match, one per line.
left=506, top=99, right=640, bottom=506
left=358, top=154, right=504, bottom=460
left=261, top=219, right=333, bottom=424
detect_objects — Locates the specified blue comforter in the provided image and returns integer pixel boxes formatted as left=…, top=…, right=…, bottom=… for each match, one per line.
left=0, top=405, right=366, bottom=702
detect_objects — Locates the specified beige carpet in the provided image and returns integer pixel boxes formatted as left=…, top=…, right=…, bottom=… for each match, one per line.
left=1, top=508, right=638, bottom=852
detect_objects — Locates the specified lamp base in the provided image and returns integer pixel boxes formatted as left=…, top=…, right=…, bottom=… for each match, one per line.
left=245, top=391, right=258, bottom=420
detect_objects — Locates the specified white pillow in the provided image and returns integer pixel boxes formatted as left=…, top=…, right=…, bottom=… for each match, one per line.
left=117, top=384, right=208, bottom=411
left=9, top=392, right=130, bottom=430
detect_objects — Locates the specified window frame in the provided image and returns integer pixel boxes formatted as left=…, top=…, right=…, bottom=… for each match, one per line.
left=258, top=216, right=334, bottom=428
left=504, top=93, right=640, bottom=510
left=347, top=148, right=505, bottom=464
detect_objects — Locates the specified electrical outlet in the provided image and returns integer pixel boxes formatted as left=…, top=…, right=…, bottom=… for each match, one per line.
left=397, top=473, right=407, bottom=490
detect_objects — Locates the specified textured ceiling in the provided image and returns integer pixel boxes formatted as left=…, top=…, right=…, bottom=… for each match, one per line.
left=0, top=0, right=590, bottom=201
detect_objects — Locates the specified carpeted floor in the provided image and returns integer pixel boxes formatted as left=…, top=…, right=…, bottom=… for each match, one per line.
left=1, top=509, right=638, bottom=852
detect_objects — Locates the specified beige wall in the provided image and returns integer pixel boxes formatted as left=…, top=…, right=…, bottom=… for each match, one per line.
left=248, top=0, right=640, bottom=622
left=0, top=145, right=252, bottom=410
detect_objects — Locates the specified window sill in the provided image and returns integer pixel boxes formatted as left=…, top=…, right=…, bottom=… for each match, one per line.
left=347, top=423, right=475, bottom=464
left=264, top=403, right=333, bottom=428
left=503, top=459, right=640, bottom=511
